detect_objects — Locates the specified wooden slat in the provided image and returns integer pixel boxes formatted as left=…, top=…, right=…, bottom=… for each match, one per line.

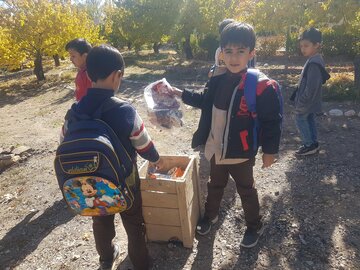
left=193, top=159, right=203, bottom=217
left=176, top=180, right=192, bottom=248
left=188, top=187, right=200, bottom=240
left=159, top=156, right=190, bottom=173
left=140, top=178, right=177, bottom=193
left=141, top=191, right=178, bottom=208
left=138, top=160, right=148, bottom=179
left=184, top=159, right=195, bottom=207
left=142, top=207, right=180, bottom=226
left=146, top=224, right=182, bottom=242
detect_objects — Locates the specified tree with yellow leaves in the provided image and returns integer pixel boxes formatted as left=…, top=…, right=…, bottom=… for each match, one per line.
left=0, top=26, right=28, bottom=71
left=0, top=0, right=104, bottom=80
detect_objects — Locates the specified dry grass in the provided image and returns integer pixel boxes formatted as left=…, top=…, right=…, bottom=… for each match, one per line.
left=324, top=72, right=357, bottom=101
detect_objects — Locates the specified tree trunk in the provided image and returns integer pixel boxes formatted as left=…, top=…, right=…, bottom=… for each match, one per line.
left=153, top=42, right=160, bottom=54
left=285, top=30, right=291, bottom=54
left=354, top=56, right=360, bottom=100
left=53, top=54, right=60, bottom=67
left=127, top=42, right=132, bottom=50
left=183, top=35, right=193, bottom=60
left=34, top=51, right=45, bottom=81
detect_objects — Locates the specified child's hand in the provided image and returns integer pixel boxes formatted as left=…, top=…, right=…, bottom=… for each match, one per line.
left=262, top=153, right=275, bottom=168
left=170, top=86, right=183, bottom=97
left=150, top=157, right=165, bottom=171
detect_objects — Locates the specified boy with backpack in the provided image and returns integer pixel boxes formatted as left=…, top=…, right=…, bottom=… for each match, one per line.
left=65, top=38, right=93, bottom=101
left=59, top=45, right=163, bottom=270
left=293, top=27, right=330, bottom=156
left=171, top=22, right=282, bottom=248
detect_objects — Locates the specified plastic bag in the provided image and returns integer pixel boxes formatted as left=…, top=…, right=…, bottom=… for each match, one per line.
left=144, top=78, right=183, bottom=128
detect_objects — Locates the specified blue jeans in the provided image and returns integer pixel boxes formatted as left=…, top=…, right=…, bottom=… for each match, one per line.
left=295, top=113, right=318, bottom=147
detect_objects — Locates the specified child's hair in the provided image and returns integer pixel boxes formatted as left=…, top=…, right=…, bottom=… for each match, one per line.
left=65, top=38, right=92, bottom=55
left=86, top=44, right=125, bottom=82
left=299, top=27, right=322, bottom=44
left=220, top=22, right=256, bottom=51
left=218, top=18, right=236, bottom=34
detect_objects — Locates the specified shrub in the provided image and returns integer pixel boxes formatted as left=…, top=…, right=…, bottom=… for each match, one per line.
left=256, top=35, right=285, bottom=57
left=322, top=29, right=357, bottom=57
left=189, top=34, right=212, bottom=61
left=199, top=34, right=218, bottom=60
left=323, top=73, right=357, bottom=101
left=286, top=32, right=300, bottom=55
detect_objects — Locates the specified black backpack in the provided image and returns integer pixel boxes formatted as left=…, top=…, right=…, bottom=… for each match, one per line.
left=54, top=97, right=136, bottom=216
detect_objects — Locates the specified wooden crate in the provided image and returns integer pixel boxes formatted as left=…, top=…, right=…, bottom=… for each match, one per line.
left=138, top=155, right=201, bottom=248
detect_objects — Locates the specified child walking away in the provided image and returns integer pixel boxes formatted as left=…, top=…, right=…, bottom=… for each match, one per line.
left=60, top=45, right=163, bottom=270
left=294, top=27, right=330, bottom=156
left=172, top=22, right=282, bottom=248
left=65, top=38, right=93, bottom=102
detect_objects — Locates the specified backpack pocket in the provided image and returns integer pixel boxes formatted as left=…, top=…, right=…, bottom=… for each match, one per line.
left=55, top=150, right=135, bottom=216
left=63, top=176, right=132, bottom=216
left=58, top=152, right=100, bottom=175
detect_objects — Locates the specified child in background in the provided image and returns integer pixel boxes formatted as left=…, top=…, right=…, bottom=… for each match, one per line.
left=208, top=18, right=235, bottom=78
left=172, top=22, right=282, bottom=248
left=294, top=27, right=330, bottom=156
left=65, top=38, right=92, bottom=101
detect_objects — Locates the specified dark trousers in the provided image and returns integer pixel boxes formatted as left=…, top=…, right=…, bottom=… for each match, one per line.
left=205, top=157, right=261, bottom=230
left=92, top=190, right=149, bottom=270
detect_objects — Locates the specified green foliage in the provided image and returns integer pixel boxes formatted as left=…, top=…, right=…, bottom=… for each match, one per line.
left=248, top=0, right=359, bottom=57
left=198, top=34, right=218, bottom=60
left=351, top=10, right=360, bottom=55
left=285, top=31, right=300, bottom=55
left=323, top=73, right=357, bottom=101
left=2, top=0, right=359, bottom=65
left=106, top=0, right=182, bottom=52
left=188, top=34, right=201, bottom=58
left=322, top=29, right=357, bottom=57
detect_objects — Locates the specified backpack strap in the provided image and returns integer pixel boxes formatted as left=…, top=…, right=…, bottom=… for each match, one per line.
left=92, top=96, right=134, bottom=164
left=244, top=69, right=260, bottom=151
left=244, top=68, right=259, bottom=112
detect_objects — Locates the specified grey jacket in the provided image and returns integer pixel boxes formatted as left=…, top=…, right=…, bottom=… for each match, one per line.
left=295, top=54, right=326, bottom=114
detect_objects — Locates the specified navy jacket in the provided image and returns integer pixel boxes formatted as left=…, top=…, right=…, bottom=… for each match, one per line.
left=182, top=71, right=282, bottom=158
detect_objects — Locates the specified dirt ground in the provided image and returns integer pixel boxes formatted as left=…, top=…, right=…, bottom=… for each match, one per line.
left=0, top=53, right=359, bottom=270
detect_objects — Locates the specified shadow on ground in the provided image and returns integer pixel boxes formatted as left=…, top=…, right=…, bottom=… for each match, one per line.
left=0, top=200, right=74, bottom=269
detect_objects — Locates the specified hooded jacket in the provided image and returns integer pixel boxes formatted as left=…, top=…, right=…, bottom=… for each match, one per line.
left=295, top=54, right=330, bottom=114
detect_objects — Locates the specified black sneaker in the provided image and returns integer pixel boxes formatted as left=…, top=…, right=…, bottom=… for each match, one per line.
left=196, top=215, right=219, bottom=235
left=295, top=143, right=319, bottom=156
left=240, top=222, right=265, bottom=248
left=313, top=142, right=320, bottom=151
left=99, top=244, right=120, bottom=270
